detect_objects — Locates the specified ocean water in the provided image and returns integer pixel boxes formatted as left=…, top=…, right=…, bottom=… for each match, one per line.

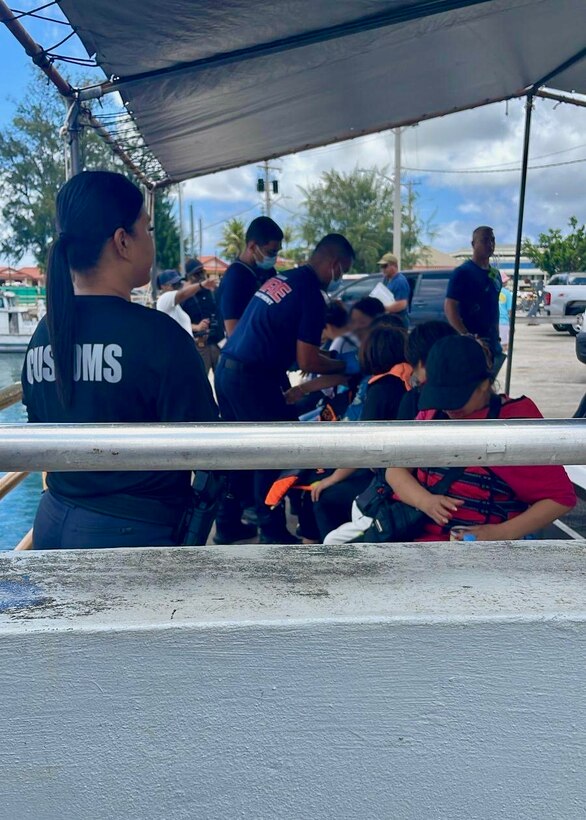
left=0, top=353, right=43, bottom=550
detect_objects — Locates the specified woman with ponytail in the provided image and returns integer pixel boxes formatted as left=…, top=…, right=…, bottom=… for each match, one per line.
left=22, top=171, right=219, bottom=548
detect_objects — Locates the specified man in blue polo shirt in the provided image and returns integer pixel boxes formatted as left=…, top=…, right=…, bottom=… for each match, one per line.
left=378, top=252, right=411, bottom=327
left=444, top=225, right=504, bottom=375
left=215, top=233, right=355, bottom=543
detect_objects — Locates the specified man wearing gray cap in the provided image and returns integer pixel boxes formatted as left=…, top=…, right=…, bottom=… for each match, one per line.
left=378, top=252, right=410, bottom=327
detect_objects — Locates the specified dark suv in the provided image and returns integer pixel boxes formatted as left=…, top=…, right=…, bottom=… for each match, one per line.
left=333, top=269, right=452, bottom=325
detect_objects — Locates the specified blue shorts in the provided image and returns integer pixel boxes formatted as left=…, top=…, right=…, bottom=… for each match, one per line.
left=33, top=491, right=178, bottom=549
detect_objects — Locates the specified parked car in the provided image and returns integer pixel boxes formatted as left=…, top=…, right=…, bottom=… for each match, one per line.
left=544, top=273, right=586, bottom=336
left=575, top=312, right=586, bottom=364
left=333, top=269, right=452, bottom=325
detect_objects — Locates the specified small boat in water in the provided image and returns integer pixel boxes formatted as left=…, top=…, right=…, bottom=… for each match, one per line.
left=0, top=289, right=44, bottom=353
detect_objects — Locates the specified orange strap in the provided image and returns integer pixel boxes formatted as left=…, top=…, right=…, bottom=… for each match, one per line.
left=368, top=362, right=413, bottom=390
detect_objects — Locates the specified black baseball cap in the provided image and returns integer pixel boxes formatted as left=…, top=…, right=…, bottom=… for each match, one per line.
left=156, top=269, right=183, bottom=288
left=185, top=257, right=204, bottom=277
left=419, top=335, right=491, bottom=411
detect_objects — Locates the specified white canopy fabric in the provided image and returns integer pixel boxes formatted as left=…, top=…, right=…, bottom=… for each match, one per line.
left=58, top=0, right=586, bottom=181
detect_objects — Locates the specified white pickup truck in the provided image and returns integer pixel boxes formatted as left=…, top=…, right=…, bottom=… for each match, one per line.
left=544, top=273, right=586, bottom=335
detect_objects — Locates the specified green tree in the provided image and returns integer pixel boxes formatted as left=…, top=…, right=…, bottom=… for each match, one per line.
left=218, top=217, right=246, bottom=260
left=298, top=167, right=426, bottom=272
left=281, top=224, right=296, bottom=250
left=154, top=190, right=180, bottom=270
left=0, top=73, right=128, bottom=270
left=522, top=217, right=586, bottom=276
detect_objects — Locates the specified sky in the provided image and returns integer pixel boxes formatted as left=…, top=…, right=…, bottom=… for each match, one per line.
left=2, top=4, right=586, bottom=267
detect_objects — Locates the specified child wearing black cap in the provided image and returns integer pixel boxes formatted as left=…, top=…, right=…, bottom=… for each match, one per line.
left=385, top=335, right=576, bottom=541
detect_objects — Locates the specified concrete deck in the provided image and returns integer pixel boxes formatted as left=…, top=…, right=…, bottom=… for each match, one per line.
left=1, top=543, right=585, bottom=820
left=507, top=322, right=585, bottom=417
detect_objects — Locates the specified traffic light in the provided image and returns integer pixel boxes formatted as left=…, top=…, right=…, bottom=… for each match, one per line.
left=257, top=178, right=265, bottom=192
left=272, top=180, right=279, bottom=195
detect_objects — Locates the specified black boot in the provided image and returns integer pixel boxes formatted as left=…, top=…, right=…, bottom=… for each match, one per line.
left=214, top=491, right=257, bottom=544
left=258, top=503, right=300, bottom=544
left=213, top=520, right=257, bottom=545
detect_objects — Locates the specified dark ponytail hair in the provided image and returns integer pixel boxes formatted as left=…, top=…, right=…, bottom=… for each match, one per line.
left=46, top=171, right=143, bottom=406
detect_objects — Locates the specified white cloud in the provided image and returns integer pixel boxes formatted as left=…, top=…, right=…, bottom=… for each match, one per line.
left=180, top=95, right=586, bottom=255
left=458, top=202, right=482, bottom=215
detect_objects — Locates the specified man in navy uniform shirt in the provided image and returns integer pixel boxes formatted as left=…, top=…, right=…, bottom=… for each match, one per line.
left=215, top=233, right=355, bottom=543
left=444, top=225, right=504, bottom=375
left=218, top=216, right=283, bottom=337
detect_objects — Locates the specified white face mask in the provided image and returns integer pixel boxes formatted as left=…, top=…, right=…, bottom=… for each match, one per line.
left=326, top=263, right=343, bottom=292
left=255, top=249, right=278, bottom=270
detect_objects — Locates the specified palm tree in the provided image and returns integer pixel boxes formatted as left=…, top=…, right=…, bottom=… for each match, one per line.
left=281, top=224, right=296, bottom=251
left=218, top=218, right=246, bottom=260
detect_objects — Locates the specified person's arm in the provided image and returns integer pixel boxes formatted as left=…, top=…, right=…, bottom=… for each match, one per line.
left=174, top=279, right=215, bottom=306
left=463, top=499, right=573, bottom=541
left=192, top=318, right=210, bottom=334
left=386, top=298, right=408, bottom=314
left=224, top=318, right=239, bottom=336
left=385, top=467, right=464, bottom=526
left=284, top=374, right=348, bottom=404
left=296, top=340, right=345, bottom=374
left=444, top=297, right=469, bottom=334
left=311, top=468, right=357, bottom=502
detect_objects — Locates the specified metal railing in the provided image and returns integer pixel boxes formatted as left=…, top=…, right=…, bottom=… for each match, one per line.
left=1, top=379, right=585, bottom=551
left=0, top=419, right=585, bottom=471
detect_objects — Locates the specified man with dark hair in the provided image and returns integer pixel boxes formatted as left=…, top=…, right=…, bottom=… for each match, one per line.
left=182, top=257, right=223, bottom=374
left=444, top=225, right=504, bottom=375
left=215, top=233, right=355, bottom=543
left=218, top=216, right=284, bottom=337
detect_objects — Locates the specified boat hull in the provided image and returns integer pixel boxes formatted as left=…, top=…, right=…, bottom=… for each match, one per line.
left=0, top=335, right=31, bottom=353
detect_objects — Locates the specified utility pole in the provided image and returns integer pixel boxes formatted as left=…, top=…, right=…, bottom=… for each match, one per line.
left=177, top=182, right=186, bottom=275
left=263, top=160, right=271, bottom=217
left=257, top=161, right=281, bottom=217
left=393, top=127, right=402, bottom=269
left=189, top=203, right=195, bottom=257
left=198, top=217, right=203, bottom=257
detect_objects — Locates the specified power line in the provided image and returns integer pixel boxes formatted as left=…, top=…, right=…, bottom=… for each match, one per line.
left=202, top=202, right=260, bottom=231
left=404, top=156, right=586, bottom=174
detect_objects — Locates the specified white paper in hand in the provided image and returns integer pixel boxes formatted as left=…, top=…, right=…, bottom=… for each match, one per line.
left=369, top=281, right=395, bottom=307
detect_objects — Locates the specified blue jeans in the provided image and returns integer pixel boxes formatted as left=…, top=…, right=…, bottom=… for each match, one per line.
left=33, top=491, right=179, bottom=549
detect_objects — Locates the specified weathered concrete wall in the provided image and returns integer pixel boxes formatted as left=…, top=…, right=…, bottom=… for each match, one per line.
left=1, top=542, right=586, bottom=820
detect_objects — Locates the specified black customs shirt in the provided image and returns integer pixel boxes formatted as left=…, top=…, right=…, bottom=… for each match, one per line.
left=22, top=296, right=219, bottom=503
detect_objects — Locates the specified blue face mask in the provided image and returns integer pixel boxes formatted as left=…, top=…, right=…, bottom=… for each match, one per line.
left=325, top=263, right=343, bottom=292
left=256, top=250, right=277, bottom=270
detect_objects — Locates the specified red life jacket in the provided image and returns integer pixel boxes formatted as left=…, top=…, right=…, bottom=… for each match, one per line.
left=419, top=465, right=528, bottom=538
left=417, top=395, right=529, bottom=539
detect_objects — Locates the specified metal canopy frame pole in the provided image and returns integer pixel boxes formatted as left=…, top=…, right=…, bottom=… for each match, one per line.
left=0, top=0, right=162, bottom=189
left=147, top=189, right=158, bottom=302
left=505, top=93, right=533, bottom=395
left=64, top=99, right=82, bottom=179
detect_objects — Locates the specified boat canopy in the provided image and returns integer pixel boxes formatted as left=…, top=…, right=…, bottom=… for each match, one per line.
left=58, top=0, right=586, bottom=182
